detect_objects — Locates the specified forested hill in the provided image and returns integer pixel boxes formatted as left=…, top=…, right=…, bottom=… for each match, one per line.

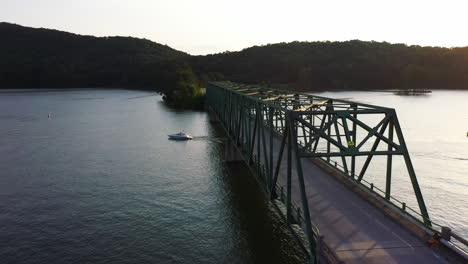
left=192, top=41, right=468, bottom=91
left=0, top=22, right=188, bottom=88
left=1, top=22, right=467, bottom=91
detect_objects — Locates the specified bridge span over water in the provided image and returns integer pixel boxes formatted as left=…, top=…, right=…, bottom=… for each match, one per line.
left=207, top=82, right=468, bottom=264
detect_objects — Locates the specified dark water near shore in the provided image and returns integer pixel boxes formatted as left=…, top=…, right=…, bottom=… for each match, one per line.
left=0, top=89, right=305, bottom=264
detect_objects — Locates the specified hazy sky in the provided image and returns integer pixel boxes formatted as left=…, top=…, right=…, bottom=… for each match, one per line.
left=1, top=0, right=467, bottom=55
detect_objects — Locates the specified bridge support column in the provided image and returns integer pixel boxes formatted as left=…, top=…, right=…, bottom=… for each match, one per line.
left=225, top=140, right=243, bottom=162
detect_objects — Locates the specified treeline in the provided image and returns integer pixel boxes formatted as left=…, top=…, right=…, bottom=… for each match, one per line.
left=1, top=22, right=467, bottom=109
left=0, top=22, right=189, bottom=89
left=192, top=41, right=468, bottom=91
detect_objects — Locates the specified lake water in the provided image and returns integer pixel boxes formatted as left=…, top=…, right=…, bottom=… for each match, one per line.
left=0, top=89, right=305, bottom=264
left=0, top=89, right=466, bottom=263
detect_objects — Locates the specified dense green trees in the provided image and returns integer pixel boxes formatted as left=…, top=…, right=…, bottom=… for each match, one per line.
left=0, top=22, right=188, bottom=89
left=162, top=64, right=205, bottom=109
left=1, top=22, right=467, bottom=109
left=191, top=41, right=467, bottom=91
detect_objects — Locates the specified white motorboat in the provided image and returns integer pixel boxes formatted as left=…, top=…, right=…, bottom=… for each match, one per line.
left=168, top=131, right=193, bottom=140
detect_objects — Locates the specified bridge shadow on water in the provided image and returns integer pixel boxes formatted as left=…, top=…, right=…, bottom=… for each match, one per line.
left=216, top=158, right=307, bottom=263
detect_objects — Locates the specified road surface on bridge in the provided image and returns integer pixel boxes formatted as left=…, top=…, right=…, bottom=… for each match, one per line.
left=264, top=129, right=444, bottom=263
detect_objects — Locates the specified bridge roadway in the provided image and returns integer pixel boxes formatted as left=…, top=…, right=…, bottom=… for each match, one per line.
left=261, top=128, right=444, bottom=263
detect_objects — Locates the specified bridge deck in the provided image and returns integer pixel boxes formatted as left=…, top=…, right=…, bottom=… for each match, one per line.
left=265, top=130, right=443, bottom=263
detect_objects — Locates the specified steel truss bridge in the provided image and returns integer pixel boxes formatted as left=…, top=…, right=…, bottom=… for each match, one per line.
left=207, top=81, right=468, bottom=264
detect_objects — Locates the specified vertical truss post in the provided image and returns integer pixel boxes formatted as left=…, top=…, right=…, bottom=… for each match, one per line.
left=222, top=91, right=227, bottom=124
left=269, top=107, right=274, bottom=191
left=391, top=110, right=430, bottom=226
left=385, top=118, right=394, bottom=200
left=271, top=122, right=288, bottom=199
left=232, top=94, right=237, bottom=136
left=257, top=104, right=261, bottom=179
left=236, top=104, right=242, bottom=146
left=243, top=106, right=249, bottom=146
left=301, top=121, right=308, bottom=147
left=274, top=109, right=278, bottom=129
left=288, top=112, right=316, bottom=263
left=260, top=105, right=270, bottom=186
left=326, top=103, right=332, bottom=162
left=351, top=104, right=357, bottom=178
left=249, top=112, right=258, bottom=165
left=287, top=121, right=292, bottom=224
left=228, top=93, right=233, bottom=134
left=340, top=115, right=352, bottom=176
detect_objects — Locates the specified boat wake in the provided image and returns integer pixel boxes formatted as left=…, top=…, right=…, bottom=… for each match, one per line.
left=191, top=136, right=226, bottom=143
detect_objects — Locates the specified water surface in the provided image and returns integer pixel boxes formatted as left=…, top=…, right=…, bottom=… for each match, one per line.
left=0, top=89, right=305, bottom=264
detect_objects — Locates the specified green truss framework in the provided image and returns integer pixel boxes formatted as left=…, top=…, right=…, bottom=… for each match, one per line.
left=207, top=81, right=436, bottom=262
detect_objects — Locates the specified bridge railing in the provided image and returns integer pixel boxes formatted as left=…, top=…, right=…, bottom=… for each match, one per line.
left=316, top=155, right=468, bottom=254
